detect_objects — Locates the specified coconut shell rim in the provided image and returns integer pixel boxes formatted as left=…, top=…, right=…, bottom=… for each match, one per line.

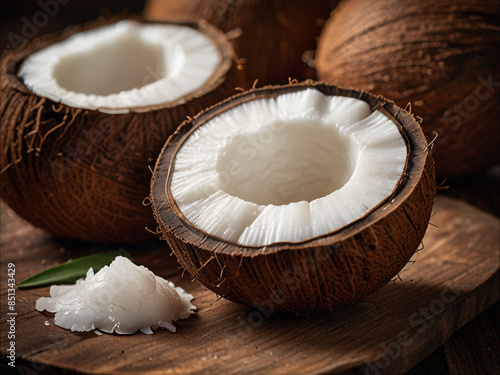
left=151, top=81, right=432, bottom=255
left=2, top=18, right=235, bottom=114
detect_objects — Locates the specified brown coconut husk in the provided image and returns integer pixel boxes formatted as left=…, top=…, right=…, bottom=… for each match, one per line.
left=316, top=0, right=500, bottom=178
left=150, top=82, right=436, bottom=313
left=0, top=18, right=244, bottom=244
left=143, top=0, right=337, bottom=87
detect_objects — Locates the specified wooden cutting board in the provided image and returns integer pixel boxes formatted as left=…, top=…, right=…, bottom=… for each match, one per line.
left=1, top=196, right=498, bottom=374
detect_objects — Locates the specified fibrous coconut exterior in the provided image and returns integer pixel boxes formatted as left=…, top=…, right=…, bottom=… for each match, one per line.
left=0, top=19, right=244, bottom=243
left=316, top=0, right=500, bottom=177
left=144, top=0, right=337, bottom=86
left=151, top=82, right=436, bottom=313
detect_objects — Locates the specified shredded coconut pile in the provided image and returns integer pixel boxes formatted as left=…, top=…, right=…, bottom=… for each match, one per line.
left=36, top=256, right=196, bottom=334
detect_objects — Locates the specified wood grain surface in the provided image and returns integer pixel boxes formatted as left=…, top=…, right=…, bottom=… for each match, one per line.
left=0, top=195, right=499, bottom=374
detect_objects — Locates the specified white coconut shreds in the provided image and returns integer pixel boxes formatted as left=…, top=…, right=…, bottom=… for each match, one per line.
left=36, top=256, right=196, bottom=335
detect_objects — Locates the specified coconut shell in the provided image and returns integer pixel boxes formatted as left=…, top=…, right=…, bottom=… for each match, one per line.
left=0, top=19, right=244, bottom=244
left=143, top=0, right=336, bottom=86
left=150, top=82, right=436, bottom=313
left=316, top=0, right=500, bottom=178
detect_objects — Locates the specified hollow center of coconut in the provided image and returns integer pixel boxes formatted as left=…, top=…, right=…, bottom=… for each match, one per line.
left=216, top=119, right=354, bottom=205
left=170, top=89, right=408, bottom=246
left=18, top=20, right=224, bottom=113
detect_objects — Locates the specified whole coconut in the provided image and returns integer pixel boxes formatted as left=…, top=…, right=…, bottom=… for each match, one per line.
left=316, top=0, right=500, bottom=177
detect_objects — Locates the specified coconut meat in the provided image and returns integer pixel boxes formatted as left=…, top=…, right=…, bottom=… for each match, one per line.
left=170, top=89, right=408, bottom=246
left=36, top=256, right=196, bottom=334
left=19, top=20, right=222, bottom=113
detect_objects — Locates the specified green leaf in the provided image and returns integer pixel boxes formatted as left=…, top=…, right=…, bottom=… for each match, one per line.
left=17, top=251, right=132, bottom=289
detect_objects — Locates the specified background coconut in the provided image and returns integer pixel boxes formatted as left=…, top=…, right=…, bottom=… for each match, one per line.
left=316, top=0, right=500, bottom=178
left=144, top=0, right=337, bottom=86
left=0, top=19, right=244, bottom=244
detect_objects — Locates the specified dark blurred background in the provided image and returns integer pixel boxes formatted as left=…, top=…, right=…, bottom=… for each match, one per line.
left=0, top=0, right=146, bottom=54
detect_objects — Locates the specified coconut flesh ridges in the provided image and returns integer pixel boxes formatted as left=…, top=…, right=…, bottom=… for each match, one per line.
left=170, top=89, right=408, bottom=246
left=19, top=21, right=222, bottom=113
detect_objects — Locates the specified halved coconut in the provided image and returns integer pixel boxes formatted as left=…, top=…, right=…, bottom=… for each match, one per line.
left=151, top=82, right=436, bottom=313
left=0, top=19, right=243, bottom=243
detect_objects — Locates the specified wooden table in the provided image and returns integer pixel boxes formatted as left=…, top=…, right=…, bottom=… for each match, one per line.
left=1, top=188, right=498, bottom=374
left=408, top=169, right=500, bottom=375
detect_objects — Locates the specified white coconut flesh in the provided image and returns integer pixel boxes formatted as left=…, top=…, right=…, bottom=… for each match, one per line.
left=36, top=256, right=196, bottom=334
left=18, top=20, right=222, bottom=114
left=170, top=89, right=408, bottom=247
